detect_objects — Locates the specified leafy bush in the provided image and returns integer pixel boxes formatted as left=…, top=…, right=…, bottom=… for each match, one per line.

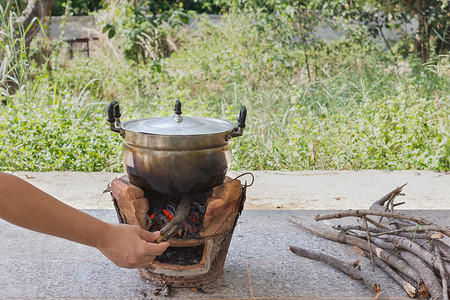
left=1, top=9, right=449, bottom=172
left=0, top=87, right=122, bottom=171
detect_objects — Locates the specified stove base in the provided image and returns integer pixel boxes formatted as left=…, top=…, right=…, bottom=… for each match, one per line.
left=137, top=229, right=234, bottom=287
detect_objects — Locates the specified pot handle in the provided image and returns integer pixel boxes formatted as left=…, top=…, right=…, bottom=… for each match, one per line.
left=228, top=106, right=247, bottom=139
left=107, top=101, right=121, bottom=133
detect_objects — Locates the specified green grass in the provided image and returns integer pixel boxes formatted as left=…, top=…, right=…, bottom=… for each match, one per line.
left=1, top=11, right=449, bottom=172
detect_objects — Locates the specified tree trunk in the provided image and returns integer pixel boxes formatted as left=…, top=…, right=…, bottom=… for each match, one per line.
left=15, top=0, right=56, bottom=48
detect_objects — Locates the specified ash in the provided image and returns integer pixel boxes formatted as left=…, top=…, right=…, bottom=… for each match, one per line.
left=155, top=245, right=204, bottom=265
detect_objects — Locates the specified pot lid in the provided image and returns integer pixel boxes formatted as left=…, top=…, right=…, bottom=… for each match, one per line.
left=121, top=100, right=236, bottom=136
left=121, top=116, right=235, bottom=136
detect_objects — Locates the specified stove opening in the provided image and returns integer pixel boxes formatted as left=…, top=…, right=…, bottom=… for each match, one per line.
left=147, top=199, right=206, bottom=239
left=155, top=245, right=204, bottom=265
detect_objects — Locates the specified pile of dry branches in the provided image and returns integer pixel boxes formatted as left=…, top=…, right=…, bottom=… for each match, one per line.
left=288, top=184, right=450, bottom=299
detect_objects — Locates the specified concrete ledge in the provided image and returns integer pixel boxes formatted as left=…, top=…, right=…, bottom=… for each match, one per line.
left=7, top=170, right=450, bottom=210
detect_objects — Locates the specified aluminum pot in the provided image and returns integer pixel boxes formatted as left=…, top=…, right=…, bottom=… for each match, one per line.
left=107, top=100, right=246, bottom=194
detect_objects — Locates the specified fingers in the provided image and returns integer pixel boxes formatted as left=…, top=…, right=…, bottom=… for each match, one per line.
left=129, top=242, right=168, bottom=269
left=139, top=229, right=161, bottom=243
left=142, top=240, right=169, bottom=256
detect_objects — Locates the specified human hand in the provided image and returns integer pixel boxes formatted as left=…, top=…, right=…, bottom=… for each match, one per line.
left=97, top=223, right=169, bottom=268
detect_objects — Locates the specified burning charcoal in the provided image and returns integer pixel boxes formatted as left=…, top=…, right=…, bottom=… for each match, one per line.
left=191, top=201, right=206, bottom=214
left=147, top=199, right=206, bottom=240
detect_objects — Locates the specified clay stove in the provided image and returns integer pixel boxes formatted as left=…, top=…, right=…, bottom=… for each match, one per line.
left=110, top=175, right=248, bottom=287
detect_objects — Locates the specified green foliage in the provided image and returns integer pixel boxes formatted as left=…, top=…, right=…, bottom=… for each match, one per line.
left=0, top=86, right=122, bottom=171
left=1, top=7, right=449, bottom=172
left=0, top=2, right=34, bottom=95
left=102, top=1, right=190, bottom=65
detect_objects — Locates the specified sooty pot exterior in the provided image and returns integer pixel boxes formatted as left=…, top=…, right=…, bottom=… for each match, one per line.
left=107, top=100, right=246, bottom=194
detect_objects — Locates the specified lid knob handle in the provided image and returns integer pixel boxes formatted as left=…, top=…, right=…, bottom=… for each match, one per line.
left=173, top=100, right=183, bottom=123
left=174, top=100, right=182, bottom=115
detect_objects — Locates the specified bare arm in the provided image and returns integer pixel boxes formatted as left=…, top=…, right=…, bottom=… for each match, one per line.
left=0, top=172, right=168, bottom=268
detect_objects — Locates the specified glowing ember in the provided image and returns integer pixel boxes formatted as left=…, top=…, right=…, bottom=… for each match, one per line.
left=162, top=209, right=173, bottom=222
left=147, top=201, right=205, bottom=239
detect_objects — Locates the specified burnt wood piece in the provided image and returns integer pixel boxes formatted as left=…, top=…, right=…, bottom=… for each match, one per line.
left=156, top=195, right=192, bottom=243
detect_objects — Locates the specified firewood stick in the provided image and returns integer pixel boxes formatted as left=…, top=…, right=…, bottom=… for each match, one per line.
left=435, top=245, right=449, bottom=300
left=156, top=195, right=192, bottom=243
left=371, top=237, right=450, bottom=290
left=399, top=251, right=444, bottom=299
left=363, top=217, right=376, bottom=272
left=369, top=237, right=397, bottom=251
left=369, top=184, right=407, bottom=212
left=389, top=219, right=418, bottom=229
left=333, top=224, right=437, bottom=240
left=369, top=184, right=406, bottom=224
left=372, top=256, right=417, bottom=298
left=364, top=216, right=391, bottom=230
left=287, top=217, right=422, bottom=283
left=335, top=224, right=440, bottom=240
left=370, top=225, right=449, bottom=238
left=384, top=235, right=450, bottom=275
left=315, top=210, right=434, bottom=227
left=435, top=240, right=450, bottom=259
left=369, top=237, right=431, bottom=296
left=372, top=236, right=436, bottom=256
left=289, top=245, right=381, bottom=295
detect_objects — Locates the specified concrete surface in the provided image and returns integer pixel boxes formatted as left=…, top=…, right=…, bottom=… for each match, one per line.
left=7, top=170, right=450, bottom=210
left=2, top=171, right=449, bottom=299
left=2, top=209, right=448, bottom=299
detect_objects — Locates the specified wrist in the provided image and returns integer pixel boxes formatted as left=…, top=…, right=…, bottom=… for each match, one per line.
left=94, top=221, right=114, bottom=250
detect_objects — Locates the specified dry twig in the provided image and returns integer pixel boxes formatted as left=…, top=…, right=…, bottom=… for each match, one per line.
left=385, top=235, right=450, bottom=275
left=399, top=251, right=444, bottom=299
left=372, top=256, right=416, bottom=298
left=369, top=225, right=449, bottom=238
left=435, top=245, right=449, bottom=300
left=335, top=224, right=438, bottom=240
left=289, top=184, right=449, bottom=299
left=290, top=245, right=381, bottom=296
left=363, top=217, right=376, bottom=272
left=156, top=195, right=192, bottom=243
left=315, top=210, right=434, bottom=227
left=287, top=217, right=422, bottom=283
left=369, top=184, right=407, bottom=212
